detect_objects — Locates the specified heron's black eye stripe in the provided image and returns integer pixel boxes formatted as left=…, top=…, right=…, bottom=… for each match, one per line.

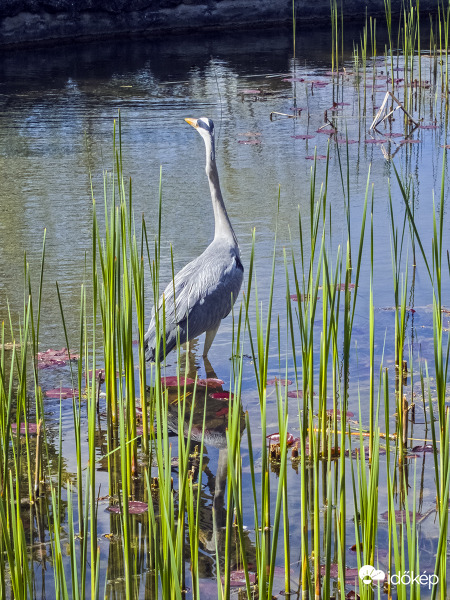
left=235, top=256, right=244, bottom=271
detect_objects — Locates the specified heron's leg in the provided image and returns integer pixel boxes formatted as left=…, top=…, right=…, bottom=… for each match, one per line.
left=203, top=325, right=220, bottom=357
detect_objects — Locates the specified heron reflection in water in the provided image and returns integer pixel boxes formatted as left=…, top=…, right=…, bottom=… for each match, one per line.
left=165, top=345, right=253, bottom=577
left=144, top=117, right=243, bottom=363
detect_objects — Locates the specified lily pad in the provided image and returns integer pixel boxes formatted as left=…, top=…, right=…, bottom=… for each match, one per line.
left=45, top=387, right=77, bottom=399
left=107, top=501, right=148, bottom=515
left=306, top=155, right=327, bottom=160
left=290, top=294, right=319, bottom=302
left=238, top=139, right=261, bottom=145
left=336, top=283, right=356, bottom=290
left=267, top=432, right=295, bottom=445
left=365, top=138, right=387, bottom=144
left=287, top=389, right=303, bottom=398
left=160, top=376, right=195, bottom=387
left=291, top=134, right=315, bottom=140
left=326, top=408, right=355, bottom=418
left=222, top=570, right=256, bottom=586
left=37, top=348, right=79, bottom=369
left=11, top=422, right=39, bottom=436
left=197, top=378, right=224, bottom=388
left=87, top=369, right=106, bottom=383
left=319, top=564, right=360, bottom=580
left=412, top=444, right=435, bottom=453
left=267, top=378, right=292, bottom=386
left=380, top=510, right=422, bottom=521
left=210, top=391, right=234, bottom=400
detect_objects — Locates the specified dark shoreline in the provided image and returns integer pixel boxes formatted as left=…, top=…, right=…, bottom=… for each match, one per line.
left=0, top=0, right=439, bottom=49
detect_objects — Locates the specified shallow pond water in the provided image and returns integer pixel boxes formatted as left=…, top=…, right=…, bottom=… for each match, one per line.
left=1, top=22, right=450, bottom=600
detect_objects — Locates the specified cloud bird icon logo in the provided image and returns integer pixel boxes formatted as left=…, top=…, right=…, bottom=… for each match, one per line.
left=359, top=565, right=386, bottom=584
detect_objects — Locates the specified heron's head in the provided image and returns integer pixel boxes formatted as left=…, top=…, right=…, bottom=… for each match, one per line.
left=185, top=117, right=215, bottom=160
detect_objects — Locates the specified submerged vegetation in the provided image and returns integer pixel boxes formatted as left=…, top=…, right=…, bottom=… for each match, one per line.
left=2, top=2, right=450, bottom=599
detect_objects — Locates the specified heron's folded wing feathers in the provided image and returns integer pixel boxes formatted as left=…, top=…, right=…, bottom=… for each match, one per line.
left=157, top=249, right=242, bottom=340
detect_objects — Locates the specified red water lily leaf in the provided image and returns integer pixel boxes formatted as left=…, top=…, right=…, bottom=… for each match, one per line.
left=45, top=387, right=77, bottom=399
left=365, top=138, right=387, bottom=144
left=412, top=444, right=435, bottom=453
left=11, top=422, right=39, bottom=436
left=267, top=378, right=292, bottom=386
left=380, top=510, right=422, bottom=521
left=441, top=144, right=450, bottom=149
left=87, top=369, right=106, bottom=383
left=320, top=565, right=360, bottom=579
left=401, top=138, right=422, bottom=144
left=267, top=432, right=295, bottom=445
left=290, top=294, right=319, bottom=302
left=210, top=391, right=234, bottom=400
left=238, top=139, right=261, bottom=145
left=107, top=501, right=148, bottom=515
left=316, top=128, right=336, bottom=135
left=128, top=501, right=148, bottom=514
left=160, top=376, right=195, bottom=387
left=385, top=132, right=405, bottom=138
left=291, top=134, right=315, bottom=140
left=197, top=378, right=224, bottom=388
left=418, top=124, right=438, bottom=129
left=326, top=408, right=355, bottom=418
left=306, top=155, right=327, bottom=160
left=336, top=283, right=356, bottom=290
left=36, top=348, right=79, bottom=369
left=222, top=570, right=256, bottom=586
left=287, top=390, right=303, bottom=398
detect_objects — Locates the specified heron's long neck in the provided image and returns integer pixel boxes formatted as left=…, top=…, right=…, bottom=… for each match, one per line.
left=205, top=136, right=238, bottom=246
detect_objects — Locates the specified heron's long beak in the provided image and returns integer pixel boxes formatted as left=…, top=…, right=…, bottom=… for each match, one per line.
left=185, top=118, right=198, bottom=128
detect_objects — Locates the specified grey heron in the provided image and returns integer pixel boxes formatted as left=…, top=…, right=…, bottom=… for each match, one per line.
left=144, top=117, right=244, bottom=363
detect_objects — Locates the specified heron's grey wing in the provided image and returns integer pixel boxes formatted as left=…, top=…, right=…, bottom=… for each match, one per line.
left=145, top=246, right=243, bottom=359
left=144, top=254, right=210, bottom=354
left=175, top=251, right=244, bottom=341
